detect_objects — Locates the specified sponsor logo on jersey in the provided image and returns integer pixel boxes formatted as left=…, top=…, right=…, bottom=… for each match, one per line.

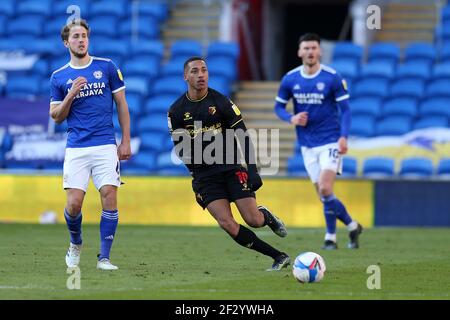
left=71, top=82, right=106, bottom=99
left=93, top=70, right=103, bottom=79
left=293, top=92, right=325, bottom=104
left=208, top=106, right=217, bottom=115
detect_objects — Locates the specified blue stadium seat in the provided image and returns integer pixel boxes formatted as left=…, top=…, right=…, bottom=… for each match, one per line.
left=207, top=41, right=239, bottom=60
left=207, top=57, right=237, bottom=82
left=119, top=17, right=160, bottom=39
left=331, top=60, right=359, bottom=80
left=431, top=63, right=450, bottom=80
left=332, top=42, right=363, bottom=65
left=44, top=16, right=70, bottom=36
left=161, top=60, right=184, bottom=77
left=418, top=97, right=450, bottom=118
left=404, top=42, right=436, bottom=67
left=140, top=132, right=172, bottom=152
left=144, top=95, right=178, bottom=114
left=156, top=151, right=186, bottom=171
left=375, top=116, right=412, bottom=136
left=399, top=157, right=434, bottom=177
left=122, top=58, right=160, bottom=79
left=125, top=93, right=143, bottom=116
left=30, top=59, right=50, bottom=76
left=425, top=80, right=450, bottom=98
left=349, top=115, right=375, bottom=137
left=382, top=97, right=417, bottom=118
left=138, top=114, right=170, bottom=134
left=0, top=38, right=23, bottom=51
left=170, top=39, right=203, bottom=61
left=440, top=43, right=450, bottom=62
left=362, top=157, right=395, bottom=177
left=413, top=116, right=448, bottom=130
left=17, top=0, right=51, bottom=16
left=89, top=16, right=119, bottom=37
left=129, top=40, right=164, bottom=60
left=52, top=0, right=89, bottom=17
left=442, top=5, right=450, bottom=24
left=360, top=62, right=395, bottom=80
left=124, top=77, right=150, bottom=97
left=395, top=62, right=430, bottom=80
left=352, top=78, right=389, bottom=98
left=153, top=77, right=187, bottom=96
left=389, top=78, right=425, bottom=99
left=90, top=39, right=129, bottom=61
left=7, top=15, right=44, bottom=36
left=0, top=0, right=15, bottom=17
left=0, top=16, right=6, bottom=37
left=342, top=157, right=357, bottom=177
left=368, top=42, right=400, bottom=66
left=437, top=158, right=450, bottom=176
left=50, top=57, right=69, bottom=72
left=5, top=75, right=41, bottom=98
left=89, top=0, right=125, bottom=18
left=22, top=38, right=61, bottom=55
left=120, top=151, right=157, bottom=174
left=39, top=80, right=51, bottom=98
left=286, top=154, right=308, bottom=177
left=350, top=97, right=381, bottom=118
left=128, top=2, right=169, bottom=22
left=4, top=160, right=40, bottom=170
left=209, top=76, right=231, bottom=97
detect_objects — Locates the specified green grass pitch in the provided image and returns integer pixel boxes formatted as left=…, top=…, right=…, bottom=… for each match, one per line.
left=0, top=224, right=449, bottom=300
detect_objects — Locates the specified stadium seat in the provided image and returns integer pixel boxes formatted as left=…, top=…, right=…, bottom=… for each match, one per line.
left=360, top=62, right=395, bottom=80
left=349, top=115, right=375, bottom=137
left=122, top=59, right=160, bottom=79
left=39, top=80, right=51, bottom=98
left=31, top=59, right=50, bottom=76
left=124, top=77, right=150, bottom=97
left=207, top=41, right=239, bottom=60
left=128, top=2, right=169, bottom=22
left=156, top=151, right=186, bottom=170
left=362, top=157, right=395, bottom=177
left=50, top=57, right=69, bottom=72
left=138, top=114, right=170, bottom=134
left=139, top=132, right=172, bottom=152
left=395, top=62, right=430, bottom=80
left=89, top=16, right=119, bottom=37
left=368, top=42, right=400, bottom=66
left=375, top=116, right=412, bottom=136
left=382, top=98, right=417, bottom=118
left=90, top=39, right=129, bottom=61
left=399, top=157, right=434, bottom=177
left=125, top=93, right=143, bottom=116
left=119, top=17, right=161, bottom=39
left=437, top=158, right=450, bottom=177
left=89, top=0, right=126, bottom=18
left=342, top=157, right=357, bottom=177
left=0, top=0, right=15, bottom=17
left=129, top=40, right=164, bottom=60
left=331, top=60, right=359, bottom=80
left=418, top=97, right=450, bottom=118
left=389, top=78, right=425, bottom=99
left=442, top=5, right=450, bottom=24
left=161, top=60, right=184, bottom=77
left=404, top=42, right=436, bottom=67
left=52, top=0, right=89, bottom=17
left=431, top=63, right=450, bottom=80
left=350, top=97, right=381, bottom=118
left=120, top=151, right=157, bottom=174
left=352, top=78, right=389, bottom=98
left=209, top=76, right=231, bottom=97
left=439, top=43, right=450, bottom=62
left=286, top=154, right=308, bottom=177
left=413, top=116, right=448, bottom=130
left=153, top=77, right=187, bottom=96
left=332, top=42, right=363, bottom=65
left=17, top=0, right=52, bottom=16
left=207, top=57, right=238, bottom=82
left=5, top=75, right=41, bottom=98
left=0, top=16, right=6, bottom=37
left=170, top=39, right=203, bottom=61
left=425, top=79, right=450, bottom=98
left=144, top=95, right=178, bottom=114
left=7, top=15, right=44, bottom=36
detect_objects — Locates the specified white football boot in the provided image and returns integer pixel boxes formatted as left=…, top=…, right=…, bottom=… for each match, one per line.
left=97, top=258, right=119, bottom=271
left=65, top=243, right=82, bottom=267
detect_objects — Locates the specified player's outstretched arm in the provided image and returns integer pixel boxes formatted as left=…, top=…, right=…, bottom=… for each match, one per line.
left=113, top=90, right=131, bottom=160
left=49, top=76, right=87, bottom=123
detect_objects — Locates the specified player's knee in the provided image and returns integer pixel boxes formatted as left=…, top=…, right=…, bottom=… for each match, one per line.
left=243, top=213, right=263, bottom=228
left=66, top=201, right=82, bottom=216
left=100, top=187, right=117, bottom=207
left=318, top=185, right=333, bottom=197
left=217, top=219, right=239, bottom=236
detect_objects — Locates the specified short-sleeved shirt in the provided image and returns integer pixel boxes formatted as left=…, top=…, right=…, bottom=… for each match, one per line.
left=50, top=56, right=125, bottom=148
left=168, top=88, right=244, bottom=178
left=276, top=64, right=349, bottom=147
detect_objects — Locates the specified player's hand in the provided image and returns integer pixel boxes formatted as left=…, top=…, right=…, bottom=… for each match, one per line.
left=338, top=137, right=348, bottom=154
left=290, top=112, right=308, bottom=126
left=69, top=77, right=87, bottom=98
left=117, top=141, right=131, bottom=160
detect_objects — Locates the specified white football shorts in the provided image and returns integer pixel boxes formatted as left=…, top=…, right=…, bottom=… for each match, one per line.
left=63, top=144, right=121, bottom=192
left=301, top=142, right=343, bottom=184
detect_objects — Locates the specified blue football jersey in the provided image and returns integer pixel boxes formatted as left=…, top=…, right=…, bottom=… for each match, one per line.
left=275, top=64, right=349, bottom=147
left=50, top=56, right=125, bottom=148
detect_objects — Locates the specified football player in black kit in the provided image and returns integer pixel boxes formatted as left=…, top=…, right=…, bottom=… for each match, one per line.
left=167, top=57, right=290, bottom=271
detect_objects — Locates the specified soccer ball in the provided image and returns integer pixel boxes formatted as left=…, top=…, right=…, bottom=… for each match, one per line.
left=292, top=252, right=326, bottom=283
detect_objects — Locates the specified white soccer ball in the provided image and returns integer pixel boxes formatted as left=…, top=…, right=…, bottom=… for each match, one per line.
left=292, top=252, right=326, bottom=283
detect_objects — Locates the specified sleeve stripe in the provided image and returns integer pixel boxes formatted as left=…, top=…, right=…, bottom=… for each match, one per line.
left=112, top=86, right=126, bottom=93
left=276, top=96, right=288, bottom=104
left=230, top=118, right=243, bottom=128
left=335, top=94, right=350, bottom=102
left=50, top=101, right=62, bottom=105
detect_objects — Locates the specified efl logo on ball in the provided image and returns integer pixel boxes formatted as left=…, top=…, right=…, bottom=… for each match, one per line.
left=292, top=252, right=326, bottom=283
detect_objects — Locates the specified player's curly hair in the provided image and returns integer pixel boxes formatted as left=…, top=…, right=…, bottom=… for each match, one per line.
left=298, top=33, right=321, bottom=45
left=60, top=19, right=90, bottom=42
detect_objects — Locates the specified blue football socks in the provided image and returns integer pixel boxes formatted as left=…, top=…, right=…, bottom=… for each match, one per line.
left=64, top=208, right=82, bottom=245
left=99, top=209, right=119, bottom=260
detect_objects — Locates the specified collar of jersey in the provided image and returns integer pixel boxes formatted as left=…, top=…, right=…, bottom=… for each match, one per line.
left=186, top=91, right=208, bottom=102
left=69, top=57, right=94, bottom=69
left=300, top=64, right=322, bottom=79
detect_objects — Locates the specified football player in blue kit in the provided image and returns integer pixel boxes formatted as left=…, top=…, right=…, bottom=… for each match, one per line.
left=50, top=19, right=131, bottom=269
left=274, top=33, right=363, bottom=250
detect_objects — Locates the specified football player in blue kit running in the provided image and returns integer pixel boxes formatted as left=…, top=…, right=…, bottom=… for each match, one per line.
left=274, top=33, right=363, bottom=250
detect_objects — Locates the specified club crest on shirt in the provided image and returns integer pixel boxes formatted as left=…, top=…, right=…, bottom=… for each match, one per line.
left=208, top=106, right=217, bottom=115
left=93, top=71, right=103, bottom=79
left=316, top=82, right=325, bottom=91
